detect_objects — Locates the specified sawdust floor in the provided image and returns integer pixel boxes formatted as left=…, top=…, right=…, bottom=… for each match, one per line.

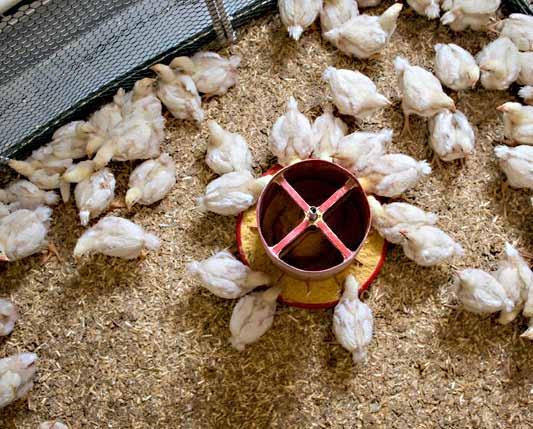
left=1, top=2, right=533, bottom=428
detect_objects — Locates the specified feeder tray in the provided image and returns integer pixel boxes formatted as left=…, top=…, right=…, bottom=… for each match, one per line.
left=237, top=161, right=387, bottom=309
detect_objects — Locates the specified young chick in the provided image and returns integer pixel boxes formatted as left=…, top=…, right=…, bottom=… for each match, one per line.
left=39, top=421, right=68, bottom=429
left=278, top=0, right=322, bottom=41
left=428, top=110, right=475, bottom=161
left=187, top=250, right=270, bottom=299
left=229, top=286, right=281, bottom=350
left=476, top=38, right=519, bottom=91
left=114, top=79, right=164, bottom=121
left=0, top=207, right=52, bottom=261
left=519, top=86, right=533, bottom=105
left=151, top=63, right=204, bottom=123
left=170, top=52, right=240, bottom=97
left=361, top=154, right=431, bottom=197
left=0, top=353, right=38, bottom=409
left=197, top=171, right=270, bottom=216
left=74, top=168, right=116, bottom=226
left=50, top=121, right=91, bottom=160
left=60, top=160, right=98, bottom=203
left=0, top=299, right=17, bottom=336
left=493, top=243, right=533, bottom=324
left=8, top=161, right=62, bottom=190
left=74, top=216, right=160, bottom=259
left=441, top=0, right=500, bottom=31
left=312, top=106, right=348, bottom=162
left=333, top=275, right=373, bottom=363
left=368, top=196, right=438, bottom=244
left=322, top=67, right=390, bottom=120
left=270, top=97, right=314, bottom=166
left=205, top=120, right=253, bottom=174
left=518, top=52, right=533, bottom=86
left=126, top=153, right=176, bottom=209
left=0, top=180, right=59, bottom=209
left=497, top=102, right=533, bottom=145
left=333, top=129, right=392, bottom=176
left=320, top=0, right=359, bottom=34
left=494, top=145, right=533, bottom=189
left=394, top=56, right=455, bottom=135
left=324, top=3, right=403, bottom=59
left=434, top=43, right=479, bottom=91
left=400, top=225, right=464, bottom=267
left=407, top=0, right=440, bottom=19
left=455, top=269, right=513, bottom=314
left=500, top=13, right=533, bottom=52
left=84, top=102, right=123, bottom=157
left=93, top=106, right=164, bottom=169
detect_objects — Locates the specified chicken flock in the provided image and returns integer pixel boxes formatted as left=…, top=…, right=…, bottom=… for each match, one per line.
left=1, top=0, right=533, bottom=420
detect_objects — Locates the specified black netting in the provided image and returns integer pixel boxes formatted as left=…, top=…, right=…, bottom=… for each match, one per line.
left=0, top=0, right=276, bottom=160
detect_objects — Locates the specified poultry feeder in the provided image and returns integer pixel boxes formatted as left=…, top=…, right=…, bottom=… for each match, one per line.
left=237, top=160, right=387, bottom=309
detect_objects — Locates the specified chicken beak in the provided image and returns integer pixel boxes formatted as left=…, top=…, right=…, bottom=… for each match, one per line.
left=0, top=254, right=9, bottom=262
left=496, top=104, right=507, bottom=113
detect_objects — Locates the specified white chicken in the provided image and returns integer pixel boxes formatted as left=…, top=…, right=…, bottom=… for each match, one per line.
left=278, top=0, right=322, bottom=41
left=497, top=102, right=533, bottom=145
left=151, top=63, right=204, bottom=123
left=50, top=121, right=91, bottom=160
left=399, top=225, right=464, bottom=267
left=0, top=180, right=59, bottom=209
left=434, top=43, right=480, bottom=91
left=74, top=168, right=116, bottom=226
left=92, top=106, right=164, bottom=169
left=270, top=97, right=314, bottom=166
left=320, top=0, right=359, bottom=34
left=333, top=129, right=391, bottom=176
left=125, top=153, right=176, bottom=209
left=428, top=110, right=475, bottom=161
left=114, top=78, right=163, bottom=119
left=0, top=299, right=17, bottom=336
left=476, top=37, right=519, bottom=91
left=205, top=120, right=253, bottom=174
left=229, top=286, right=281, bottom=350
left=8, top=160, right=62, bottom=191
left=367, top=196, right=438, bottom=244
left=407, top=0, right=440, bottom=19
left=311, top=106, right=348, bottom=162
left=333, top=275, right=373, bottom=363
left=360, top=154, right=431, bottom=197
left=197, top=171, right=271, bottom=216
left=499, top=13, right=533, bottom=52
left=60, top=160, right=98, bottom=203
left=0, top=353, right=38, bottom=409
left=455, top=268, right=513, bottom=314
left=324, top=3, right=403, bottom=59
left=493, top=243, right=533, bottom=324
left=187, top=250, right=270, bottom=299
left=322, top=67, right=390, bottom=120
left=170, top=52, right=241, bottom=97
left=518, top=52, right=533, bottom=86
left=39, top=421, right=68, bottom=429
left=494, top=145, right=533, bottom=189
left=84, top=102, right=123, bottom=157
left=519, top=86, right=533, bottom=105
left=74, top=216, right=160, bottom=259
left=0, top=207, right=52, bottom=261
left=441, top=0, right=500, bottom=31
left=394, top=56, right=456, bottom=135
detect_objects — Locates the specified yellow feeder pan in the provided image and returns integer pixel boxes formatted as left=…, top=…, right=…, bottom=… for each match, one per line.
left=236, top=163, right=387, bottom=309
